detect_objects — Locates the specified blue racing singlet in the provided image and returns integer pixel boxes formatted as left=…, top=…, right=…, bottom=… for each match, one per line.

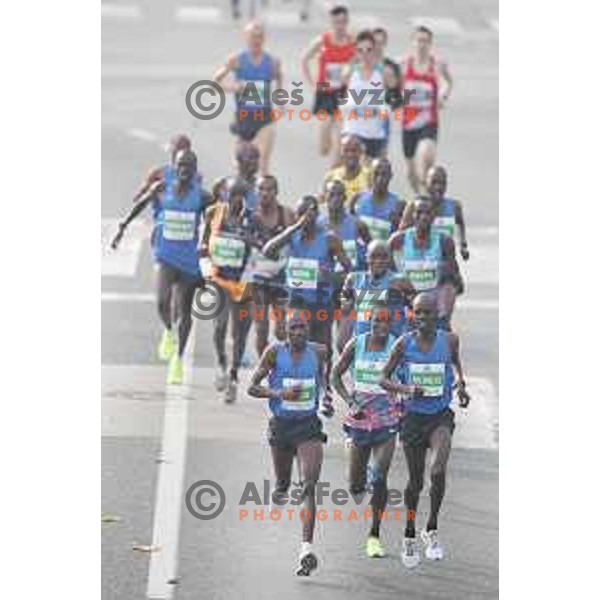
left=235, top=51, right=274, bottom=116
left=286, top=226, right=334, bottom=305
left=352, top=270, right=411, bottom=337
left=154, top=179, right=203, bottom=277
left=400, top=329, right=454, bottom=415
left=321, top=212, right=364, bottom=272
left=393, top=228, right=442, bottom=292
left=268, top=342, right=321, bottom=418
left=355, top=190, right=401, bottom=242
left=433, top=198, right=456, bottom=239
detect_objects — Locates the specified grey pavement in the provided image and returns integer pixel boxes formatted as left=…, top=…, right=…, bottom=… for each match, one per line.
left=102, top=1, right=498, bottom=598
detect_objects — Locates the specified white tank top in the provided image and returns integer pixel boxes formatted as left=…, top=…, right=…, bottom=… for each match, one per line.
left=342, top=65, right=386, bottom=140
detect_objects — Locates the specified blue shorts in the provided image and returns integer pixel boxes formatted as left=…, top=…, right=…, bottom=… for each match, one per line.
left=344, top=424, right=398, bottom=448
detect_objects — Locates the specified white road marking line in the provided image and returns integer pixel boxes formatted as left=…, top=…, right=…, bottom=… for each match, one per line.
left=102, top=292, right=154, bottom=303
left=452, top=376, right=498, bottom=449
left=174, top=6, right=221, bottom=24
left=408, top=16, right=465, bottom=35
left=457, top=299, right=498, bottom=310
left=470, top=226, right=499, bottom=238
left=488, top=18, right=499, bottom=32
left=127, top=128, right=158, bottom=143
left=101, top=219, right=150, bottom=278
left=147, top=322, right=197, bottom=599
left=101, top=4, right=141, bottom=20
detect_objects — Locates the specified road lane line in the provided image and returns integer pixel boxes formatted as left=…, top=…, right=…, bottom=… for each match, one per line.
left=174, top=6, right=221, bottom=24
left=101, top=4, right=141, bottom=20
left=407, top=16, right=465, bottom=35
left=147, top=322, right=197, bottom=599
left=127, top=128, right=159, bottom=143
left=453, top=376, right=498, bottom=449
left=101, top=218, right=149, bottom=277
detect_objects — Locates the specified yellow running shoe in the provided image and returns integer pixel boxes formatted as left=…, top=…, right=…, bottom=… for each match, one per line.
left=366, top=535, right=385, bottom=558
left=158, top=329, right=176, bottom=361
left=167, top=355, right=184, bottom=385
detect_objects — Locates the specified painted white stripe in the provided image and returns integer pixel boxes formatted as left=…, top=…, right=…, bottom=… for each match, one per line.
left=408, top=16, right=464, bottom=35
left=174, top=6, right=221, bottom=24
left=101, top=219, right=150, bottom=277
left=127, top=128, right=158, bottom=143
left=452, top=376, right=498, bottom=449
left=101, top=4, right=141, bottom=20
left=102, top=292, right=154, bottom=303
left=147, top=322, right=197, bottom=599
left=457, top=298, right=498, bottom=310
left=488, top=18, right=499, bottom=32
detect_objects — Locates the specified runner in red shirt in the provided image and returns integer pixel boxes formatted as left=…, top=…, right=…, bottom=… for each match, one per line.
left=301, top=5, right=355, bottom=166
left=400, top=26, right=453, bottom=194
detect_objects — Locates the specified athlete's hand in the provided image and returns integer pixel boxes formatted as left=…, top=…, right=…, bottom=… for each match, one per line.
left=110, top=224, right=125, bottom=250
left=281, top=387, right=303, bottom=402
left=148, top=179, right=166, bottom=196
left=455, top=381, right=471, bottom=408
left=199, top=244, right=209, bottom=258
left=460, top=243, right=470, bottom=261
left=407, top=384, right=425, bottom=397
left=320, top=401, right=334, bottom=418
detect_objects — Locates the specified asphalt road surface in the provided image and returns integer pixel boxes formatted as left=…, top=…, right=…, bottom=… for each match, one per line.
left=102, top=1, right=498, bottom=598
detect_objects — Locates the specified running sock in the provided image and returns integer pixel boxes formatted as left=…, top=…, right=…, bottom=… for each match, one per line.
left=301, top=541, right=313, bottom=556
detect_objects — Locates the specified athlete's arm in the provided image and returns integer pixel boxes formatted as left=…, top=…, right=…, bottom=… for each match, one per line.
left=111, top=180, right=163, bottom=249
left=214, top=53, right=241, bottom=94
left=273, top=57, right=283, bottom=92
left=247, top=344, right=281, bottom=400
left=387, top=230, right=404, bottom=266
left=300, top=36, right=321, bottom=90
left=440, top=235, right=463, bottom=293
left=132, top=166, right=163, bottom=204
left=328, top=231, right=352, bottom=273
left=448, top=332, right=470, bottom=407
left=379, top=335, right=422, bottom=395
left=200, top=205, right=216, bottom=257
left=390, top=200, right=405, bottom=232
left=261, top=213, right=309, bottom=258
left=356, top=219, right=372, bottom=245
left=398, top=201, right=415, bottom=230
left=454, top=200, right=470, bottom=260
left=349, top=191, right=362, bottom=214
left=438, top=60, right=453, bottom=108
left=331, top=338, right=356, bottom=406
left=340, top=272, right=355, bottom=313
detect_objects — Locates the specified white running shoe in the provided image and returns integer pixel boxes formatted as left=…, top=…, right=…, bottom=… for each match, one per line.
left=214, top=366, right=228, bottom=392
left=295, top=545, right=318, bottom=576
left=225, top=379, right=238, bottom=404
left=402, top=537, right=421, bottom=569
left=421, top=529, right=444, bottom=560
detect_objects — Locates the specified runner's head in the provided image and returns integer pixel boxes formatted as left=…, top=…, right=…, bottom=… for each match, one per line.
left=369, top=300, right=391, bottom=340
left=413, top=292, right=437, bottom=334
left=329, top=4, right=349, bottom=37
left=168, top=134, right=191, bottom=164
left=367, top=240, right=390, bottom=276
left=372, top=158, right=392, bottom=193
left=356, top=30, right=376, bottom=67
left=236, top=142, right=260, bottom=180
left=174, top=149, right=198, bottom=184
left=426, top=165, right=447, bottom=200
left=244, top=20, right=265, bottom=53
left=296, top=195, right=319, bottom=229
left=257, top=174, right=278, bottom=206
left=286, top=308, right=310, bottom=350
left=340, top=134, right=363, bottom=170
left=227, top=178, right=247, bottom=213
left=373, top=27, right=388, bottom=60
left=212, top=176, right=229, bottom=203
left=414, top=197, right=434, bottom=235
left=412, top=25, right=433, bottom=59
left=324, top=179, right=346, bottom=215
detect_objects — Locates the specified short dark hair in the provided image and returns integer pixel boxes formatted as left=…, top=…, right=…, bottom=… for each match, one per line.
left=330, top=4, right=349, bottom=18
left=372, top=27, right=388, bottom=41
left=414, top=25, right=433, bottom=39
left=356, top=30, right=375, bottom=46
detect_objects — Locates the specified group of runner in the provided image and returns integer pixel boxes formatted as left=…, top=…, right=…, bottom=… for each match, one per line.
left=110, top=2, right=474, bottom=579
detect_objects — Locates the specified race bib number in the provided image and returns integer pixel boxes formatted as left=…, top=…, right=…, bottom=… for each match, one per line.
left=325, top=63, right=344, bottom=89
left=287, top=257, right=319, bottom=289
left=163, top=210, right=196, bottom=241
left=408, top=363, right=445, bottom=397
left=354, top=359, right=386, bottom=394
left=360, top=216, right=390, bottom=242
left=402, top=259, right=438, bottom=291
left=434, top=216, right=454, bottom=239
left=210, top=236, right=246, bottom=268
left=281, top=377, right=316, bottom=411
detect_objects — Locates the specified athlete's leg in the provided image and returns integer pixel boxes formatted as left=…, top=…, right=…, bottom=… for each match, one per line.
left=213, top=293, right=232, bottom=370
left=319, top=116, right=334, bottom=157
left=329, top=120, right=342, bottom=167
left=369, top=438, right=396, bottom=538
left=309, top=312, right=334, bottom=402
left=296, top=439, right=324, bottom=543
left=230, top=300, right=253, bottom=382
left=414, top=138, right=437, bottom=193
left=255, top=124, right=275, bottom=175
left=253, top=284, right=271, bottom=358
left=347, top=442, right=371, bottom=500
left=436, top=282, right=457, bottom=330
left=426, top=425, right=452, bottom=532
left=175, top=277, right=198, bottom=357
left=271, top=445, right=296, bottom=494
left=403, top=443, right=427, bottom=537
left=156, top=264, right=178, bottom=330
